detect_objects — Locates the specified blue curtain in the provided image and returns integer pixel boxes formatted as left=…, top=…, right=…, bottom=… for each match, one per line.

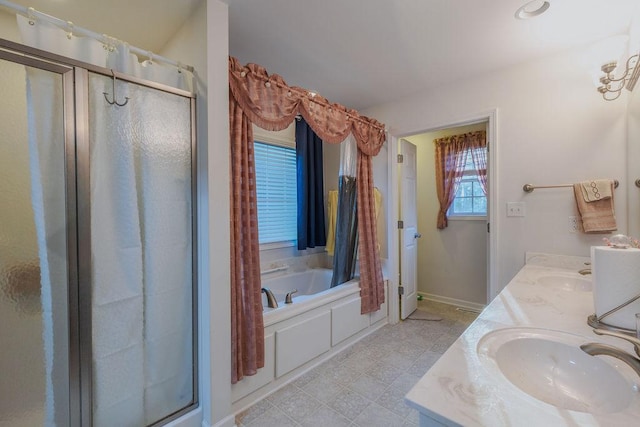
left=296, top=117, right=326, bottom=250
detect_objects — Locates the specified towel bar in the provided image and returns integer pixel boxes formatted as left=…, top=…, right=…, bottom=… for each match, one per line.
left=523, top=180, right=619, bottom=193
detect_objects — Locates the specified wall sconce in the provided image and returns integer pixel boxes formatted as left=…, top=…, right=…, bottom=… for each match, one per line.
left=597, top=53, right=640, bottom=101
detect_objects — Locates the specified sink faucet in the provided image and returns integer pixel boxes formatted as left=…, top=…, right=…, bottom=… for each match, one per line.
left=578, top=262, right=591, bottom=275
left=581, top=328, right=640, bottom=378
left=261, top=287, right=278, bottom=308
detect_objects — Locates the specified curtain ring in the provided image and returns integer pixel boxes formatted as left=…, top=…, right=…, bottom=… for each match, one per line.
left=240, top=71, right=247, bottom=77
left=265, top=81, right=271, bottom=88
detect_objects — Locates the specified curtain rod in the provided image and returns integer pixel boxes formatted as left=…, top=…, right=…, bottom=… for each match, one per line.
left=0, top=0, right=194, bottom=73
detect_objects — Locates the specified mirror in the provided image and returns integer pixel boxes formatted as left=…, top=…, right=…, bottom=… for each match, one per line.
left=628, top=84, right=640, bottom=237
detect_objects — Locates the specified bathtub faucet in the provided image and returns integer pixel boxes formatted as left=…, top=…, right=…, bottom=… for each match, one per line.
left=285, top=289, right=298, bottom=304
left=261, top=287, right=278, bottom=309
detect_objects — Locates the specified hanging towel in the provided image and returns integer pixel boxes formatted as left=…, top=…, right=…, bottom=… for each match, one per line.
left=326, top=190, right=338, bottom=255
left=579, top=179, right=613, bottom=202
left=374, top=188, right=382, bottom=254
left=573, top=182, right=617, bottom=233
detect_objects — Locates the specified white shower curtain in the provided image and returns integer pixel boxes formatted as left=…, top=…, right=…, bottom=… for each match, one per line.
left=19, top=14, right=194, bottom=427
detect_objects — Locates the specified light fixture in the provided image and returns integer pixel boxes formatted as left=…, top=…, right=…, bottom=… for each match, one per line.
left=515, top=0, right=550, bottom=20
left=597, top=53, right=640, bottom=101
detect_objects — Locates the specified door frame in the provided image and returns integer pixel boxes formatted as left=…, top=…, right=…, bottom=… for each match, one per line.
left=386, top=109, right=498, bottom=323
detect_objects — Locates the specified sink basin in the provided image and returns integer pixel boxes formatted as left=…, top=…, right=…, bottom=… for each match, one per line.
left=477, top=328, right=634, bottom=414
left=536, top=275, right=592, bottom=291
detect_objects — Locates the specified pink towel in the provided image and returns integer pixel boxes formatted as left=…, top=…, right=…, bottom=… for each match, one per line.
left=573, top=182, right=617, bottom=233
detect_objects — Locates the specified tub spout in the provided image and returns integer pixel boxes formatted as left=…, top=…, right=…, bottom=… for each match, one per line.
left=261, top=287, right=278, bottom=308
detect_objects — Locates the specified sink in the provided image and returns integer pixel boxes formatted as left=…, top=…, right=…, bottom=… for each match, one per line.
left=536, top=275, right=592, bottom=291
left=477, top=328, right=635, bottom=414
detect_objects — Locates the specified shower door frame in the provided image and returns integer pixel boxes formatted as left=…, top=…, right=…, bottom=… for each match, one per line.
left=0, top=38, right=199, bottom=427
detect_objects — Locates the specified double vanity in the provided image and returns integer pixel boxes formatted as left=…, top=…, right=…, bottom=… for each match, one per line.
left=405, top=252, right=640, bottom=426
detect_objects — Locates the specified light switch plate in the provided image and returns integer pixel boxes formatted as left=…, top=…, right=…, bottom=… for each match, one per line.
left=507, top=202, right=526, bottom=217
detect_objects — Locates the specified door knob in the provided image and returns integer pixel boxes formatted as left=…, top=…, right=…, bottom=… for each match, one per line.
left=414, top=233, right=422, bottom=239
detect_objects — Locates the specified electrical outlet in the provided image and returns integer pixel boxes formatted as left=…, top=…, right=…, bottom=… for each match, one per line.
left=568, top=216, right=578, bottom=233
left=506, top=202, right=526, bottom=217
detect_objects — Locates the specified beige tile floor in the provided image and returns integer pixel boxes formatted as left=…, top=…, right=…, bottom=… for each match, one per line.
left=235, top=300, right=479, bottom=427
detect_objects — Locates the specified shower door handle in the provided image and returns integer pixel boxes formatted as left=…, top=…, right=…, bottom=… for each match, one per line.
left=414, top=232, right=422, bottom=239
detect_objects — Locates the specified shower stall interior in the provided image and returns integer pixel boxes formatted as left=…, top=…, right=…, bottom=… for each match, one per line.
left=0, top=39, right=197, bottom=427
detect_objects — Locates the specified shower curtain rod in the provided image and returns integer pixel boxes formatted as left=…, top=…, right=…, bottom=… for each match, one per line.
left=0, top=0, right=194, bottom=73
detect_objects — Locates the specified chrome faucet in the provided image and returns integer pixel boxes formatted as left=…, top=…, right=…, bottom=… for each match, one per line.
left=578, top=262, right=591, bottom=275
left=580, top=328, right=640, bottom=378
left=261, top=287, right=278, bottom=308
left=285, top=289, right=298, bottom=304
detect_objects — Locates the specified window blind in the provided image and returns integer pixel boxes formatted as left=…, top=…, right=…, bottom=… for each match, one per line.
left=254, top=141, right=297, bottom=244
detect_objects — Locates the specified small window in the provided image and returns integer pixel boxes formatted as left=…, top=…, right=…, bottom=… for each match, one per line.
left=448, top=148, right=487, bottom=217
left=254, top=141, right=297, bottom=244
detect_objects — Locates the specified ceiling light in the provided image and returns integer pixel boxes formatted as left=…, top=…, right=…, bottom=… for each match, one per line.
left=515, top=1, right=551, bottom=20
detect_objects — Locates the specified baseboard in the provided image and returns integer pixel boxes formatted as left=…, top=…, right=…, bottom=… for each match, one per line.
left=418, top=292, right=485, bottom=313
left=206, top=413, right=236, bottom=427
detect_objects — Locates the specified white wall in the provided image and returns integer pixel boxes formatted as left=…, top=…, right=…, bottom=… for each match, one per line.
left=628, top=79, right=640, bottom=238
left=628, top=10, right=640, bottom=239
left=365, top=46, right=628, bottom=294
left=162, top=1, right=233, bottom=426
left=406, top=122, right=487, bottom=306
left=0, top=8, right=19, bottom=40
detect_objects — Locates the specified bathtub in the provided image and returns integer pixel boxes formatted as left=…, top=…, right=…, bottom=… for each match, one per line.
left=232, top=267, right=388, bottom=409
left=262, top=268, right=358, bottom=314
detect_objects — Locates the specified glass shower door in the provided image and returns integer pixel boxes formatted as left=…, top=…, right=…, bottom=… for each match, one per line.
left=87, top=72, right=195, bottom=426
left=0, top=57, right=72, bottom=426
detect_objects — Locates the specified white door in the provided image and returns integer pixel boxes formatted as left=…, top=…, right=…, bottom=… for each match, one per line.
left=400, top=139, right=419, bottom=319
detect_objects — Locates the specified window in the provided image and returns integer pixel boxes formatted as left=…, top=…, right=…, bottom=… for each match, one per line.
left=448, top=148, right=487, bottom=216
left=254, top=141, right=297, bottom=244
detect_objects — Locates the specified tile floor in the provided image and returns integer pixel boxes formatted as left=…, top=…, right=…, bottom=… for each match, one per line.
left=235, top=300, right=479, bottom=427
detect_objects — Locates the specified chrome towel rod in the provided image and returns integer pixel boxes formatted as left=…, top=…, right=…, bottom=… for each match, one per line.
left=523, top=180, right=619, bottom=193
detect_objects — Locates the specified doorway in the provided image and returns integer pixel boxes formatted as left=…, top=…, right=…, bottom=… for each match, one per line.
left=388, top=111, right=497, bottom=322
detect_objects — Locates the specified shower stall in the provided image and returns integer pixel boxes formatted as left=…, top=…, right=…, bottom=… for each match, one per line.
left=0, top=39, right=197, bottom=427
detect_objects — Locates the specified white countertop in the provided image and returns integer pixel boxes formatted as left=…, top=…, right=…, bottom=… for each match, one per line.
left=405, top=252, right=640, bottom=427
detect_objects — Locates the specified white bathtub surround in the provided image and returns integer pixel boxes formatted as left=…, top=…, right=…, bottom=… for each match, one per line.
left=260, top=250, right=331, bottom=277
left=231, top=269, right=389, bottom=414
left=406, top=253, right=640, bottom=426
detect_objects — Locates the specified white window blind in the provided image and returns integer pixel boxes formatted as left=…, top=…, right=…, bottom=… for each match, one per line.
left=254, top=141, right=297, bottom=244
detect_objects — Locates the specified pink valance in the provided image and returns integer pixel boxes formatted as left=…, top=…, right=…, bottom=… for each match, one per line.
left=229, top=57, right=386, bottom=151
